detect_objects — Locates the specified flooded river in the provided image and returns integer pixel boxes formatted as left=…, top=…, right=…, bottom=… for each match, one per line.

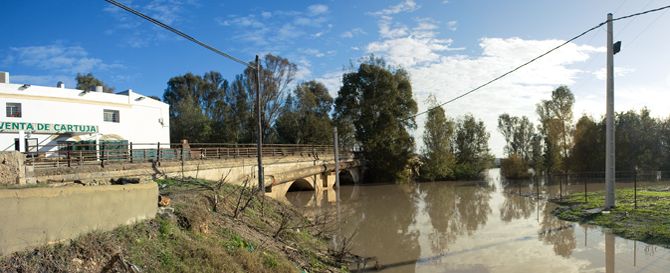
left=286, top=169, right=670, bottom=273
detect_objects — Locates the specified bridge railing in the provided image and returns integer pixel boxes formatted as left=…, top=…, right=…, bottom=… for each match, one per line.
left=23, top=142, right=352, bottom=169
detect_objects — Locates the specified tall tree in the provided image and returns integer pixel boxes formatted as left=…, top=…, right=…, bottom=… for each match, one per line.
left=75, top=73, right=114, bottom=93
left=163, top=73, right=211, bottom=143
left=453, top=114, right=492, bottom=179
left=275, top=81, right=334, bottom=144
left=569, top=115, right=603, bottom=172
left=420, top=95, right=455, bottom=181
left=334, top=56, right=418, bottom=182
left=497, top=114, right=536, bottom=161
left=233, top=54, right=297, bottom=143
left=536, top=86, right=574, bottom=173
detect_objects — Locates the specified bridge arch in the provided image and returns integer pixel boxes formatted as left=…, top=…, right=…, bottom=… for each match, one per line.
left=286, top=178, right=315, bottom=192
left=338, top=169, right=357, bottom=186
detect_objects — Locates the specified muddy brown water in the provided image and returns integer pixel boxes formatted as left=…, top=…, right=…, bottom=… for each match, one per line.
left=285, top=169, right=670, bottom=273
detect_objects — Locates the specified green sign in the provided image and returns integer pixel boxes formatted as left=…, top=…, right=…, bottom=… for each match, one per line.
left=0, top=121, right=98, bottom=133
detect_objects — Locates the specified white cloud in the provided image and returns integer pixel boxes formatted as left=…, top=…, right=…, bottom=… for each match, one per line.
left=315, top=70, right=346, bottom=98
left=368, top=37, right=454, bottom=67
left=447, top=20, right=458, bottom=31
left=341, top=28, right=366, bottom=38
left=104, top=0, right=198, bottom=48
left=367, top=20, right=464, bottom=67
left=370, top=0, right=419, bottom=16
left=216, top=15, right=264, bottom=28
left=300, top=48, right=335, bottom=58
left=4, top=43, right=123, bottom=74
left=308, top=4, right=329, bottom=16
left=217, top=5, right=331, bottom=52
left=294, top=58, right=312, bottom=81
left=592, top=67, right=635, bottom=80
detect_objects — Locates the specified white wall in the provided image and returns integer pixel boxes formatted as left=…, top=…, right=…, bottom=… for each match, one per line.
left=0, top=83, right=170, bottom=152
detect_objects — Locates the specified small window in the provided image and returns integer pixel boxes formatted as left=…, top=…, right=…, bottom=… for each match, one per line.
left=104, top=109, right=120, bottom=123
left=6, top=103, right=21, bottom=118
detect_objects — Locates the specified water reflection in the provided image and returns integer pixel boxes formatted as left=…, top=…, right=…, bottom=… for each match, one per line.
left=538, top=202, right=576, bottom=257
left=284, top=169, right=670, bottom=272
left=420, top=181, right=493, bottom=253
left=499, top=181, right=536, bottom=222
left=345, top=184, right=420, bottom=273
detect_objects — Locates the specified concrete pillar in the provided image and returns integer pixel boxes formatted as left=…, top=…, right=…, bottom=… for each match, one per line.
left=326, top=187, right=337, bottom=203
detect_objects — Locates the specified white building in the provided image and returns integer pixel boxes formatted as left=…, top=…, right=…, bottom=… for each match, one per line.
left=0, top=71, right=170, bottom=156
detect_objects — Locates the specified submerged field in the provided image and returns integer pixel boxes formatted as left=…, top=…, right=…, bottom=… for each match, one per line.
left=553, top=187, right=670, bottom=247
left=0, top=178, right=347, bottom=273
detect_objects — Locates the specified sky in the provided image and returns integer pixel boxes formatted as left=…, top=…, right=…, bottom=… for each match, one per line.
left=2, top=0, right=670, bottom=156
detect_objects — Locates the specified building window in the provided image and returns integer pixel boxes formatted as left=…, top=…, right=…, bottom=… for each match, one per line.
left=6, top=103, right=21, bottom=118
left=104, top=109, right=120, bottom=123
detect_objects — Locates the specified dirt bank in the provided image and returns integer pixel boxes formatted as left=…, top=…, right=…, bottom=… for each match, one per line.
left=0, top=178, right=348, bottom=273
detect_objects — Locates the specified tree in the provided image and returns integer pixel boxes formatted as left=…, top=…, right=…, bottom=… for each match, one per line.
left=275, top=81, right=334, bottom=144
left=568, top=115, right=603, bottom=172
left=497, top=114, right=535, bottom=161
left=420, top=95, right=455, bottom=181
left=536, top=86, right=574, bottom=173
left=334, top=56, right=417, bottom=182
left=233, top=54, right=297, bottom=143
left=453, top=114, right=493, bottom=179
left=615, top=109, right=663, bottom=172
left=498, top=114, right=540, bottom=178
left=75, top=73, right=114, bottom=93
left=163, top=73, right=213, bottom=143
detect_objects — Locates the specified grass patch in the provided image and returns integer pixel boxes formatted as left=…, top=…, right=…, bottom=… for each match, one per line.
left=552, top=188, right=670, bottom=247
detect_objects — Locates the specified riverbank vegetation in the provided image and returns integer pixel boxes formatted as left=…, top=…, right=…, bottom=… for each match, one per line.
left=419, top=96, right=493, bottom=181
left=0, top=179, right=349, bottom=272
left=552, top=188, right=670, bottom=247
left=498, top=84, right=670, bottom=180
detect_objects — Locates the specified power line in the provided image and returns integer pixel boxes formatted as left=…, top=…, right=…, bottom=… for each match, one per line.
left=410, top=4, right=670, bottom=119
left=612, top=3, right=670, bottom=22
left=104, top=0, right=254, bottom=68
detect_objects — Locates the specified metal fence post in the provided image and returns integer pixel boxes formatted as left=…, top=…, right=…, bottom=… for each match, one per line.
left=67, top=143, right=71, bottom=168
left=157, top=142, right=161, bottom=163
left=129, top=142, right=134, bottom=163
left=634, top=170, right=638, bottom=209
left=101, top=143, right=105, bottom=168
left=559, top=174, right=563, bottom=200
left=584, top=177, right=588, bottom=203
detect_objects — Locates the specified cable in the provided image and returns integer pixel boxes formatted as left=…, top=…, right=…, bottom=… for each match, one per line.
left=104, top=0, right=254, bottom=69
left=612, top=3, right=670, bottom=22
left=409, top=4, right=670, bottom=120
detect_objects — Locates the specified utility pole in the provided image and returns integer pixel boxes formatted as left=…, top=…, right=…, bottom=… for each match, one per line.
left=333, top=127, right=340, bottom=203
left=605, top=13, right=616, bottom=209
left=256, top=55, right=264, bottom=191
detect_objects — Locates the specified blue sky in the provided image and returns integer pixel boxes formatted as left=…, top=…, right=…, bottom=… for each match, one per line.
left=2, top=0, right=670, bottom=155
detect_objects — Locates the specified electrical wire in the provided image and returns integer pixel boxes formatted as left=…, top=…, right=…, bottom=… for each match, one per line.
left=612, top=3, right=670, bottom=22
left=104, top=0, right=254, bottom=69
left=409, top=4, right=670, bottom=119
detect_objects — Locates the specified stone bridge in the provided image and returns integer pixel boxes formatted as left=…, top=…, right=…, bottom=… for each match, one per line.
left=263, top=159, right=361, bottom=202
left=8, top=145, right=363, bottom=202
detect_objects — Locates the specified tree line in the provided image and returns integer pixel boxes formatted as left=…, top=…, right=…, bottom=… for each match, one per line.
left=498, top=85, right=670, bottom=179
left=76, top=55, right=493, bottom=182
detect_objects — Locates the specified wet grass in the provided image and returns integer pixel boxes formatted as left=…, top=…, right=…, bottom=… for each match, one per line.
left=552, top=188, right=670, bottom=248
left=1, top=178, right=347, bottom=273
